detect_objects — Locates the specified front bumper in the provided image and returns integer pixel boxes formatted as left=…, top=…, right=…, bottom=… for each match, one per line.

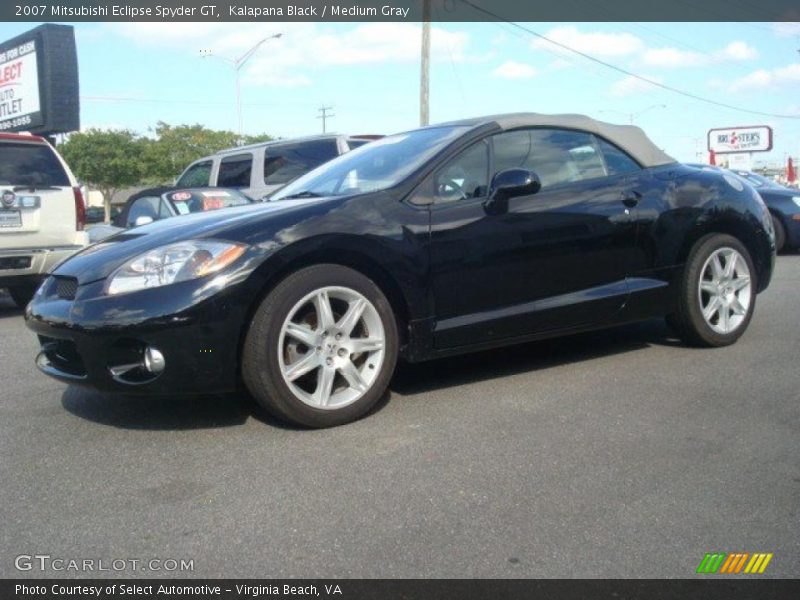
left=24, top=274, right=251, bottom=395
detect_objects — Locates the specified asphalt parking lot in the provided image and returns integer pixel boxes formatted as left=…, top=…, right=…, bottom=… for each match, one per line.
left=1, top=255, right=798, bottom=579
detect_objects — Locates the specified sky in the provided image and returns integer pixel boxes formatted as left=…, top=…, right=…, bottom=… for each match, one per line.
left=1, top=20, right=799, bottom=166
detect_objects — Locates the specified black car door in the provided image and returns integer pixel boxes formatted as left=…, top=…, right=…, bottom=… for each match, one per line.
left=427, top=128, right=643, bottom=348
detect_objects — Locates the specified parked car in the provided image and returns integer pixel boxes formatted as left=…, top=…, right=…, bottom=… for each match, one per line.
left=175, top=134, right=380, bottom=201
left=26, top=113, right=774, bottom=428
left=730, top=170, right=800, bottom=252
left=87, top=187, right=253, bottom=243
left=0, top=133, right=88, bottom=307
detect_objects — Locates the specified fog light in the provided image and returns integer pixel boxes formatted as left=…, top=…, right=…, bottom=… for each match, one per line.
left=143, top=347, right=165, bottom=373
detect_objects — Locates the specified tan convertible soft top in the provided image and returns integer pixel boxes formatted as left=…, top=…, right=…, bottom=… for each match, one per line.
left=437, top=112, right=676, bottom=168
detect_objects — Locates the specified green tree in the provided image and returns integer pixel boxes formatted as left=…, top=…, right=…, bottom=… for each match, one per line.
left=142, top=122, right=273, bottom=184
left=59, top=129, right=146, bottom=222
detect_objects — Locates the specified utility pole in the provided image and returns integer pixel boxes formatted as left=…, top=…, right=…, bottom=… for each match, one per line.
left=317, top=106, right=334, bottom=133
left=420, top=0, right=431, bottom=126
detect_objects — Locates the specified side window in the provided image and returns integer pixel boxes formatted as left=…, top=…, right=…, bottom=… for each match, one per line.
left=176, top=160, right=212, bottom=187
left=434, top=141, right=489, bottom=203
left=218, top=154, right=253, bottom=188
left=126, top=196, right=161, bottom=227
left=263, top=139, right=339, bottom=186
left=596, top=138, right=641, bottom=176
left=492, top=129, right=607, bottom=189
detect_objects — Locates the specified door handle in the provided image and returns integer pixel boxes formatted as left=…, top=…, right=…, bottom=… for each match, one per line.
left=622, top=190, right=642, bottom=208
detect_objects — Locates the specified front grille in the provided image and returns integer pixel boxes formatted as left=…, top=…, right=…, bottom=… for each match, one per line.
left=0, top=256, right=32, bottom=270
left=54, top=276, right=78, bottom=300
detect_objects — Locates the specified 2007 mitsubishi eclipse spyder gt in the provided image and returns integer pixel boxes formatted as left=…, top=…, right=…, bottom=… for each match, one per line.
left=26, top=114, right=775, bottom=428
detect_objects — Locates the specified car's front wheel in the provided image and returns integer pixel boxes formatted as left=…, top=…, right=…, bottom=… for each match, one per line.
left=667, top=234, right=756, bottom=347
left=242, top=264, right=399, bottom=428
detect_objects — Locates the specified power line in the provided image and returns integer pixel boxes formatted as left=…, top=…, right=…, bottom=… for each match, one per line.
left=459, top=0, right=800, bottom=121
left=317, top=105, right=335, bottom=133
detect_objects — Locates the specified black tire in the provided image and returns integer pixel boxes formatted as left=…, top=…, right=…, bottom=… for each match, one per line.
left=771, top=213, right=786, bottom=254
left=8, top=284, right=36, bottom=308
left=667, top=233, right=756, bottom=347
left=242, top=264, right=399, bottom=428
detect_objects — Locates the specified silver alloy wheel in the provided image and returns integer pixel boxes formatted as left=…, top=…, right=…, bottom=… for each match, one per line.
left=698, top=247, right=752, bottom=335
left=278, top=286, right=386, bottom=410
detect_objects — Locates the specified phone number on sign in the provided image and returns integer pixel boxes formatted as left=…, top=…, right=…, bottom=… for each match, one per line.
left=0, top=114, right=32, bottom=130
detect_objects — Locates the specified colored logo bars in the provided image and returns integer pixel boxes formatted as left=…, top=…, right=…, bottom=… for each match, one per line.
left=696, top=552, right=773, bottom=574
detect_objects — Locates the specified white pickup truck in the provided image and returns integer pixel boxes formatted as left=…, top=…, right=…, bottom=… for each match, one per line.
left=0, top=133, right=88, bottom=307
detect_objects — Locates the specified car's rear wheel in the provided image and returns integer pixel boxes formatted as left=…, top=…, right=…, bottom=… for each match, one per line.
left=771, top=213, right=786, bottom=253
left=242, top=264, right=399, bottom=428
left=8, top=284, right=37, bottom=308
left=667, top=234, right=756, bottom=347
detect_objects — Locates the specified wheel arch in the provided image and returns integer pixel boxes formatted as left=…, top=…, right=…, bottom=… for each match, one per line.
left=677, top=214, right=772, bottom=293
left=235, top=239, right=417, bottom=378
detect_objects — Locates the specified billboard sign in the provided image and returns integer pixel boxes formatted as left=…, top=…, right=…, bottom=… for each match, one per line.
left=707, top=126, right=773, bottom=154
left=0, top=39, right=41, bottom=131
left=0, top=24, right=79, bottom=135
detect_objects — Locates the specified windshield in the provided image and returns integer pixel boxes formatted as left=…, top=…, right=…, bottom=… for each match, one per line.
left=272, top=126, right=470, bottom=200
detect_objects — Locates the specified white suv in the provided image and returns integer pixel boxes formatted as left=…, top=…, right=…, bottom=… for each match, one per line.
left=176, top=134, right=380, bottom=200
left=0, top=133, right=88, bottom=307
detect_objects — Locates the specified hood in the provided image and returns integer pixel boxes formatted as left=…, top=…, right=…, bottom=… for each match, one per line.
left=53, top=197, right=334, bottom=285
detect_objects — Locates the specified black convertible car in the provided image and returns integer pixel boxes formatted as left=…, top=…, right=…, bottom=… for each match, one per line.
left=26, top=114, right=775, bottom=427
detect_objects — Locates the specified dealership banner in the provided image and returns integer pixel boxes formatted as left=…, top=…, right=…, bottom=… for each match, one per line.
left=3, top=579, right=800, bottom=599
left=3, top=0, right=800, bottom=22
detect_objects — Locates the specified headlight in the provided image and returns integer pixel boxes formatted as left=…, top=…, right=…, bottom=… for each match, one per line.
left=793, top=196, right=800, bottom=208
left=106, top=240, right=247, bottom=295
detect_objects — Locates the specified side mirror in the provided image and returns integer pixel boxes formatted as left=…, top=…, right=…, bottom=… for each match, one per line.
left=133, top=216, right=154, bottom=227
left=485, top=168, right=541, bottom=214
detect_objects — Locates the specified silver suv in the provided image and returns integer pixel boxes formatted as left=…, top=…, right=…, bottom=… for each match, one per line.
left=0, top=133, right=88, bottom=307
left=175, top=134, right=380, bottom=200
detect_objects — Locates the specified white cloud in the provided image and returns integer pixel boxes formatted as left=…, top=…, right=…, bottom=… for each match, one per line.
left=492, top=61, right=538, bottom=80
left=532, top=26, right=644, bottom=58
left=642, top=47, right=700, bottom=68
left=727, top=63, right=800, bottom=92
left=608, top=74, right=663, bottom=97
left=719, top=41, right=758, bottom=61
left=642, top=41, right=757, bottom=68
left=109, top=23, right=470, bottom=88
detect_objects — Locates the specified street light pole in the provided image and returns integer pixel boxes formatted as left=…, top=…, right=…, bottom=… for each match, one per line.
left=200, top=33, right=283, bottom=136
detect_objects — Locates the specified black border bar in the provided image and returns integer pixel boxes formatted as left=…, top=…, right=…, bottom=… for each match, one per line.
left=3, top=579, right=800, bottom=600
left=3, top=0, right=800, bottom=22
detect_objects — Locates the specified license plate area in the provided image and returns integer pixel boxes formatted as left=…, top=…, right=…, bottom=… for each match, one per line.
left=0, top=210, right=22, bottom=228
